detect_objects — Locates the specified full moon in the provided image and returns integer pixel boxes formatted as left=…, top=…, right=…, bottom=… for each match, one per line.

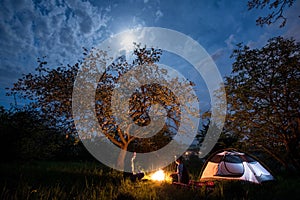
left=120, top=32, right=136, bottom=51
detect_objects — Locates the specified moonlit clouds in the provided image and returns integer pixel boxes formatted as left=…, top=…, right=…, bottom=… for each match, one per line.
left=0, top=0, right=162, bottom=106
left=155, top=10, right=163, bottom=22
left=0, top=0, right=299, bottom=107
left=0, top=0, right=110, bottom=79
left=0, top=1, right=110, bottom=106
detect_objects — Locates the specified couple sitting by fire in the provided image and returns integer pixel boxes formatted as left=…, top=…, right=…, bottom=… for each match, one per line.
left=127, top=153, right=189, bottom=184
left=170, top=156, right=190, bottom=184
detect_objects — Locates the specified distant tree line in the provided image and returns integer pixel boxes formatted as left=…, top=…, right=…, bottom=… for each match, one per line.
left=0, top=106, right=94, bottom=162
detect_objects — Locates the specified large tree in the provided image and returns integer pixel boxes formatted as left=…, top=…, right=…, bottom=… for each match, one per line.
left=73, top=44, right=199, bottom=170
left=225, top=37, right=300, bottom=170
left=8, top=44, right=199, bottom=170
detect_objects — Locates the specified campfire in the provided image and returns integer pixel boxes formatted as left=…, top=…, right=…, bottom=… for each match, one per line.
left=150, top=169, right=165, bottom=181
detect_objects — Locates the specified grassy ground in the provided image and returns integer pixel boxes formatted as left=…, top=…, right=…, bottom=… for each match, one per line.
left=1, top=161, right=299, bottom=200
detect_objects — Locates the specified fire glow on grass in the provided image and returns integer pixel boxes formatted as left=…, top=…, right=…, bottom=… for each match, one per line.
left=151, top=169, right=165, bottom=181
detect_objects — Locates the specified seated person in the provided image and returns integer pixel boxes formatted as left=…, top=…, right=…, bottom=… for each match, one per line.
left=170, top=157, right=189, bottom=184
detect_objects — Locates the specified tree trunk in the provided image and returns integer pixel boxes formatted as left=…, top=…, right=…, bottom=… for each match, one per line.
left=117, top=144, right=128, bottom=171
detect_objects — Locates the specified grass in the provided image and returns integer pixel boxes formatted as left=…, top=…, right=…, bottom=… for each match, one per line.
left=1, top=161, right=300, bottom=200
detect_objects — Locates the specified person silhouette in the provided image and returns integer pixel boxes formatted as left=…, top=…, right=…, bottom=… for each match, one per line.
left=170, top=156, right=189, bottom=184
left=130, top=152, right=144, bottom=182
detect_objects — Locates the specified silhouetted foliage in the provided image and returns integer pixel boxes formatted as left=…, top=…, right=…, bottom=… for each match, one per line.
left=0, top=105, right=97, bottom=162
left=0, top=106, right=62, bottom=161
left=225, top=37, right=300, bottom=171
left=247, top=0, right=296, bottom=27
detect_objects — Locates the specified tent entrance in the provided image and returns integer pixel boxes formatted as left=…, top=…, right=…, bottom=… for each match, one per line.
left=215, top=155, right=244, bottom=177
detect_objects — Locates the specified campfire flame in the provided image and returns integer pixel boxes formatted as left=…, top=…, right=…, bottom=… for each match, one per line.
left=151, top=169, right=165, bottom=181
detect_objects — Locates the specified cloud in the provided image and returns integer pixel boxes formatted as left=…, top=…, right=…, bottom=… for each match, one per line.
left=283, top=0, right=300, bottom=41
left=0, top=0, right=111, bottom=78
left=155, top=10, right=163, bottom=22
left=225, top=34, right=237, bottom=50
left=211, top=48, right=225, bottom=62
left=0, top=0, right=112, bottom=107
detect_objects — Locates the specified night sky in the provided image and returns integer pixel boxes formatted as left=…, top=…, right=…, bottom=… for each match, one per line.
left=0, top=0, right=299, bottom=108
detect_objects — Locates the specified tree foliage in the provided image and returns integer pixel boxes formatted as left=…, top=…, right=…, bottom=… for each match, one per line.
left=74, top=43, right=199, bottom=169
left=8, top=58, right=78, bottom=137
left=8, top=44, right=199, bottom=168
left=225, top=36, right=300, bottom=170
left=247, top=0, right=296, bottom=27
